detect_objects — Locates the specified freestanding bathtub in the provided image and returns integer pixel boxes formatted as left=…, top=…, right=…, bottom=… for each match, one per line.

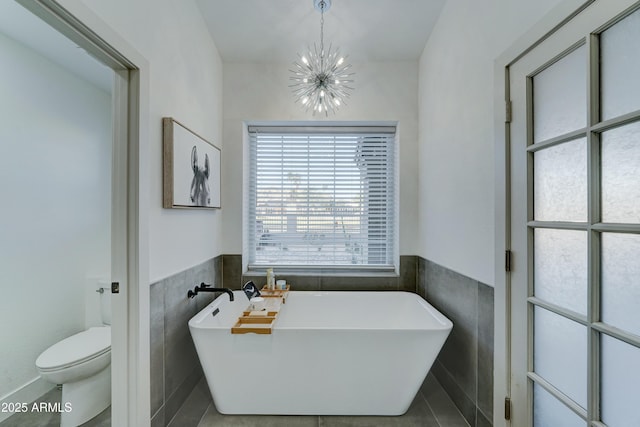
left=189, top=290, right=452, bottom=415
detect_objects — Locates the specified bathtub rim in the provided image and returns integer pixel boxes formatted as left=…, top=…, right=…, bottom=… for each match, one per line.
left=188, top=290, right=453, bottom=332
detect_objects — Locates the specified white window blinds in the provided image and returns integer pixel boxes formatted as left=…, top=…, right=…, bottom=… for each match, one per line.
left=247, top=125, right=397, bottom=270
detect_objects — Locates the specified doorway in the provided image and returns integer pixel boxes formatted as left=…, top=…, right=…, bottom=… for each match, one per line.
left=0, top=0, right=142, bottom=425
left=507, top=0, right=640, bottom=425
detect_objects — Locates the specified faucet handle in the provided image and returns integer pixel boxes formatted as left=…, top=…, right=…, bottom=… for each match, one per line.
left=200, top=282, right=211, bottom=288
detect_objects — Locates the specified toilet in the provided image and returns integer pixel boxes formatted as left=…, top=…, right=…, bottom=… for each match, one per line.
left=35, top=284, right=111, bottom=427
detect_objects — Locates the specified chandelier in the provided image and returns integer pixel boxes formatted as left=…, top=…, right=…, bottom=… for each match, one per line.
left=289, top=0, right=354, bottom=116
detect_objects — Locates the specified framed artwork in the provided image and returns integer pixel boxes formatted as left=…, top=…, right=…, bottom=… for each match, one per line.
left=163, top=117, right=221, bottom=209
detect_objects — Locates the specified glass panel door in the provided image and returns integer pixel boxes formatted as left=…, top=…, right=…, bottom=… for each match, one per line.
left=530, top=43, right=590, bottom=426
left=508, top=1, right=640, bottom=425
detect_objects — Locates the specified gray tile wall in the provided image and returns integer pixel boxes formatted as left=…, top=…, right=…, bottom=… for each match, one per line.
left=418, top=257, right=494, bottom=427
left=237, top=255, right=418, bottom=291
left=150, top=256, right=222, bottom=427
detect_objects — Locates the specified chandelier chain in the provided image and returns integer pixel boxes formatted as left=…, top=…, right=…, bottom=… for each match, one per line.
left=320, top=1, right=325, bottom=69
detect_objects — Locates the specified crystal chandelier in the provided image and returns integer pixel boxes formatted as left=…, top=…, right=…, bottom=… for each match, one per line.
left=289, top=0, right=354, bottom=116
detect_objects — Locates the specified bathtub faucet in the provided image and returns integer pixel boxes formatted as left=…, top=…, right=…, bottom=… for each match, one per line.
left=187, top=283, right=234, bottom=301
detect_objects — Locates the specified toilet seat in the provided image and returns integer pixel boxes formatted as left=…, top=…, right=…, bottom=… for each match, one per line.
left=36, top=326, right=111, bottom=371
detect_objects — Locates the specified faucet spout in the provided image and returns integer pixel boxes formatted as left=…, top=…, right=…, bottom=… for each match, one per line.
left=187, top=282, right=234, bottom=301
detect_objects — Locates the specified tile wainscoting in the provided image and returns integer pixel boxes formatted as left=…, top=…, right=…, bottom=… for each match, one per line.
left=150, top=256, right=222, bottom=427
left=150, top=255, right=493, bottom=426
left=239, top=255, right=418, bottom=292
left=418, top=258, right=494, bottom=427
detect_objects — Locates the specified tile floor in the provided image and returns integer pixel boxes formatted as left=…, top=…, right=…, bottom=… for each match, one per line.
left=1, top=373, right=470, bottom=427
left=0, top=387, right=110, bottom=427
left=168, top=373, right=470, bottom=427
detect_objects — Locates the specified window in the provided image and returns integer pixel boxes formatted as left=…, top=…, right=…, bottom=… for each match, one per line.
left=246, top=124, right=398, bottom=271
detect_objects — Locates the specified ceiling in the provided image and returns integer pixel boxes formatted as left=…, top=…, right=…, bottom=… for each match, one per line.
left=0, top=0, right=446, bottom=94
left=0, top=1, right=112, bottom=93
left=196, top=0, right=447, bottom=62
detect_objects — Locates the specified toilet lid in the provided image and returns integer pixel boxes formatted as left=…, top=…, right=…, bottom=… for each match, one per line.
left=36, top=326, right=111, bottom=371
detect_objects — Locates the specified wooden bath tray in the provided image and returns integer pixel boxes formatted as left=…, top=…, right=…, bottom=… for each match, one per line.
left=259, top=284, right=290, bottom=302
left=231, top=285, right=289, bottom=334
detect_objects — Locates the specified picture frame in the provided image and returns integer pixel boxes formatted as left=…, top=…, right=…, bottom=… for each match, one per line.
left=163, top=117, right=221, bottom=209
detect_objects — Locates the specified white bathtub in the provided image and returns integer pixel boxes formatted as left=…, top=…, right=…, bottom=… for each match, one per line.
left=188, top=290, right=452, bottom=415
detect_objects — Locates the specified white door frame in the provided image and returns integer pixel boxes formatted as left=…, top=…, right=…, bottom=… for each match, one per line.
left=15, top=1, right=151, bottom=425
left=502, top=0, right=640, bottom=425
left=493, top=1, right=595, bottom=426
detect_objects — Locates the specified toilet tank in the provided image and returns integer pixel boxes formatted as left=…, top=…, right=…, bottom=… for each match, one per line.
left=98, top=280, right=112, bottom=326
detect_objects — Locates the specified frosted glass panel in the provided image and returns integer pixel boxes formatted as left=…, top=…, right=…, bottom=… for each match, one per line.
left=534, top=229, right=588, bottom=314
left=534, top=138, right=587, bottom=222
left=534, top=383, right=585, bottom=427
left=533, top=46, right=586, bottom=143
left=534, top=307, right=587, bottom=407
left=601, top=8, right=640, bottom=120
left=602, top=233, right=640, bottom=336
left=601, top=335, right=640, bottom=427
left=602, top=121, right=640, bottom=223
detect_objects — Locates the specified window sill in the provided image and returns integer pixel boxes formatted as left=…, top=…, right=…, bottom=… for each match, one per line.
left=245, top=271, right=399, bottom=279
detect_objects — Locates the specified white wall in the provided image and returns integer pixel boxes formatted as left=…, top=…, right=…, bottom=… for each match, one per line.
left=0, top=31, right=111, bottom=404
left=418, top=0, right=564, bottom=285
left=222, top=61, right=420, bottom=257
left=75, top=0, right=225, bottom=282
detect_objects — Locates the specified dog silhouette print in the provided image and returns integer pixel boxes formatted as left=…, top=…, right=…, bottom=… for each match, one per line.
left=190, top=145, right=210, bottom=206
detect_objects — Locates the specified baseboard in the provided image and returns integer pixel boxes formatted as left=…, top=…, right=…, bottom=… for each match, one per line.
left=0, top=376, right=54, bottom=423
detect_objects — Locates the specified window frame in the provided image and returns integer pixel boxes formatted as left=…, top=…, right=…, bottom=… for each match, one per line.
left=243, top=121, right=399, bottom=275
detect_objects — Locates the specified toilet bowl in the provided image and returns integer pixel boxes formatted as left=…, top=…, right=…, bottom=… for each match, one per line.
left=36, top=283, right=112, bottom=427
left=36, top=326, right=111, bottom=427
